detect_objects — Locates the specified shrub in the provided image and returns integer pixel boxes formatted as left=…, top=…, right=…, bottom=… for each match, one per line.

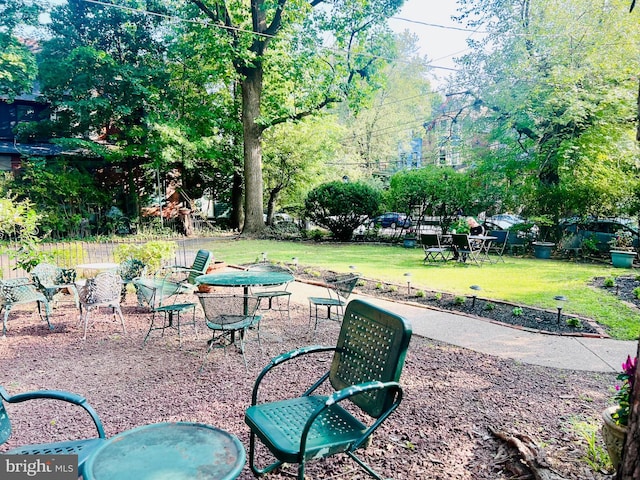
left=434, top=292, right=442, bottom=301
left=388, top=285, right=398, bottom=293
left=304, top=181, right=381, bottom=242
left=415, top=290, right=426, bottom=298
left=566, top=318, right=582, bottom=328
left=603, top=277, right=616, bottom=288
left=114, top=241, right=177, bottom=272
left=454, top=295, right=466, bottom=305
left=485, top=302, right=496, bottom=311
left=512, top=307, right=524, bottom=316
left=633, top=287, right=640, bottom=300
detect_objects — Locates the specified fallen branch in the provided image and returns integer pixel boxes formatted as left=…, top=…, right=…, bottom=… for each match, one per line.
left=490, top=427, right=567, bottom=480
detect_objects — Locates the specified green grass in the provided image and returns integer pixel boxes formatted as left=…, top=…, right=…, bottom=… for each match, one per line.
left=203, top=238, right=640, bottom=340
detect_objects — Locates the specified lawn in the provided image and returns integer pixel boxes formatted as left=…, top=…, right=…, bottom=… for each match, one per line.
left=201, top=238, right=640, bottom=340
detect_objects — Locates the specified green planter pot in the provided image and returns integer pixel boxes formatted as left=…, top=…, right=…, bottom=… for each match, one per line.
left=403, top=237, right=417, bottom=248
left=532, top=242, right=555, bottom=259
left=610, top=250, right=636, bottom=268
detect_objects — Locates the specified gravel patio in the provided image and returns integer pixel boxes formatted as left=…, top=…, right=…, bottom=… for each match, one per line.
left=0, top=285, right=616, bottom=479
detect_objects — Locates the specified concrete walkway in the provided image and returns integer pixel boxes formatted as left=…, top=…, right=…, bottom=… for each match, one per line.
left=287, top=280, right=637, bottom=373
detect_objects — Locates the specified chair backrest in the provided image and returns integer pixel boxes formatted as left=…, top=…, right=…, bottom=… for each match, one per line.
left=330, top=274, right=359, bottom=300
left=420, top=233, right=441, bottom=248
left=329, top=300, right=412, bottom=418
left=246, top=263, right=293, bottom=287
left=0, top=278, right=44, bottom=306
left=187, top=250, right=213, bottom=284
left=489, top=230, right=508, bottom=245
left=451, top=233, right=471, bottom=249
left=31, top=263, right=59, bottom=287
left=80, top=272, right=122, bottom=305
left=196, top=292, right=261, bottom=326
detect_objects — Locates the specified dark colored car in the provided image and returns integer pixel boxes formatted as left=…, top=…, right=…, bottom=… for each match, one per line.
left=369, top=212, right=411, bottom=229
left=562, top=219, right=639, bottom=253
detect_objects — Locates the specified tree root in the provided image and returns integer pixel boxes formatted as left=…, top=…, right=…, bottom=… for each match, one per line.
left=490, top=427, right=567, bottom=480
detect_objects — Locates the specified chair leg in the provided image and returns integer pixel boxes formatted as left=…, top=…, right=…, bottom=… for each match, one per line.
left=347, top=451, right=385, bottom=480
left=248, top=431, right=284, bottom=476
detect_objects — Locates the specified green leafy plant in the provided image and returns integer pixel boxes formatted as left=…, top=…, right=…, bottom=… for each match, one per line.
left=569, top=418, right=612, bottom=472
left=484, top=302, right=496, bottom=311
left=388, top=285, right=398, bottom=292
left=512, top=306, right=524, bottom=316
left=375, top=282, right=383, bottom=290
left=434, top=292, right=442, bottom=301
left=415, top=290, right=426, bottom=298
left=566, top=317, right=582, bottom=328
left=308, top=229, right=326, bottom=242
left=603, top=277, right=616, bottom=288
left=633, top=287, right=640, bottom=300
left=114, top=241, right=177, bottom=272
left=454, top=295, right=466, bottom=305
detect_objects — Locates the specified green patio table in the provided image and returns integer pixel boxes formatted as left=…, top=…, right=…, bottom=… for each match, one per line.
left=84, top=422, right=245, bottom=480
left=195, top=270, right=293, bottom=294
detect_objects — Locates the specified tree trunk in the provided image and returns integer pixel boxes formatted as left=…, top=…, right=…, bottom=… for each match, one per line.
left=616, top=340, right=640, bottom=479
left=230, top=170, right=243, bottom=231
left=240, top=67, right=265, bottom=234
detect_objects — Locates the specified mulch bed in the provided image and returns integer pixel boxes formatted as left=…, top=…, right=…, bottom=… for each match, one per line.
left=0, top=288, right=617, bottom=480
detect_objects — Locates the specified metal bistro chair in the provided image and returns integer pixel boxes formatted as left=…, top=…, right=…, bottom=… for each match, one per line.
left=196, top=291, right=262, bottom=371
left=31, top=262, right=80, bottom=309
left=133, top=249, right=212, bottom=310
left=420, top=233, right=452, bottom=263
left=78, top=271, right=126, bottom=340
left=246, top=263, right=294, bottom=320
left=0, top=278, right=52, bottom=337
left=487, top=230, right=509, bottom=262
left=451, top=233, right=483, bottom=265
left=0, top=385, right=106, bottom=477
left=308, top=273, right=359, bottom=332
left=245, top=299, right=413, bottom=480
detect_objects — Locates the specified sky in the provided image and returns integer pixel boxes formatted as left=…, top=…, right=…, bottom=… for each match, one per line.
left=388, top=0, right=483, bottom=87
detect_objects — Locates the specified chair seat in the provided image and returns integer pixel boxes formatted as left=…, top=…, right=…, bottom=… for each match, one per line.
left=206, top=315, right=260, bottom=331
left=253, top=290, right=291, bottom=299
left=308, top=297, right=345, bottom=307
left=245, top=396, right=367, bottom=463
left=154, top=303, right=197, bottom=313
left=6, top=437, right=106, bottom=473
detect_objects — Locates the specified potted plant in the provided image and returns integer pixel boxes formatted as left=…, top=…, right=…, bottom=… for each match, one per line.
left=609, top=232, right=636, bottom=268
left=602, top=355, right=637, bottom=470
left=403, top=228, right=417, bottom=248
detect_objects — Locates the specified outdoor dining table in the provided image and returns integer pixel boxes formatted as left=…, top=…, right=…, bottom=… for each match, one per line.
left=469, top=235, right=498, bottom=261
left=195, top=270, right=294, bottom=295
left=83, top=422, right=246, bottom=480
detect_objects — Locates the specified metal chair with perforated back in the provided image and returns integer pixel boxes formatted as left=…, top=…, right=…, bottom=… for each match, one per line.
left=0, top=385, right=106, bottom=477
left=245, top=299, right=413, bottom=480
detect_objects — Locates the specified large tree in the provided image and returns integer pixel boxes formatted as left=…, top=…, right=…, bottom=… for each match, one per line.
left=188, top=0, right=404, bottom=234
left=451, top=0, right=640, bottom=222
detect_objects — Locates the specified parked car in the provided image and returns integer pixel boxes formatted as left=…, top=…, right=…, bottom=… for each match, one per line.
left=561, top=219, right=639, bottom=253
left=369, top=212, right=411, bottom=229
left=483, top=213, right=526, bottom=231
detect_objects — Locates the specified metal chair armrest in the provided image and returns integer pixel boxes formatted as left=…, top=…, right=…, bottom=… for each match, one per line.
left=0, top=386, right=106, bottom=439
left=299, top=381, right=403, bottom=454
left=251, top=346, right=337, bottom=405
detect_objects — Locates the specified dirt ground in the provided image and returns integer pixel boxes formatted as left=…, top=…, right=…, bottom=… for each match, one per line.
left=0, top=290, right=618, bottom=479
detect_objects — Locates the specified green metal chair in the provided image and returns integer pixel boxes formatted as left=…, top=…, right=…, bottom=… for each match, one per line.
left=247, top=263, right=294, bottom=320
left=0, top=385, right=106, bottom=477
left=308, top=273, right=359, bottom=332
left=245, top=299, right=412, bottom=480
left=133, top=249, right=212, bottom=309
left=0, top=278, right=52, bottom=337
left=31, top=262, right=79, bottom=309
left=197, top=291, right=262, bottom=371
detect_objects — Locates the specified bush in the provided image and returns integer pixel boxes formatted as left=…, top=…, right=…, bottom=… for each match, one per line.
left=304, top=181, right=381, bottom=241
left=114, top=241, right=177, bottom=272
